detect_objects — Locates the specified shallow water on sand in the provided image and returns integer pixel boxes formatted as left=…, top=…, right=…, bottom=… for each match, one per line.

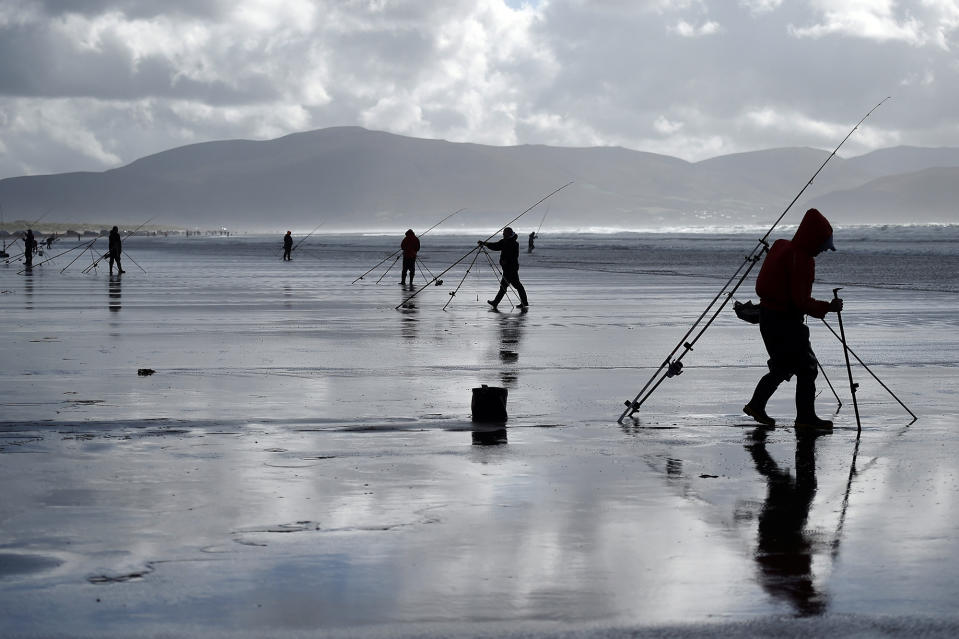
left=1, top=231, right=958, bottom=637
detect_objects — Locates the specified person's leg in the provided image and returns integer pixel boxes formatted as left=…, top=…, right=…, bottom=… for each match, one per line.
left=794, top=327, right=830, bottom=427
left=489, top=276, right=509, bottom=306
left=507, top=271, right=528, bottom=306
left=745, top=309, right=795, bottom=426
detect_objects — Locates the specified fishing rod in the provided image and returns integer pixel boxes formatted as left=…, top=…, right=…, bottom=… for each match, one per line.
left=536, top=203, right=550, bottom=234
left=396, top=182, right=573, bottom=310
left=79, top=216, right=156, bottom=274
left=618, top=98, right=891, bottom=423
left=291, top=221, right=324, bottom=254
left=60, top=239, right=99, bottom=274
left=352, top=208, right=465, bottom=284
left=2, top=207, right=54, bottom=265
left=16, top=238, right=96, bottom=275
left=819, top=317, right=916, bottom=424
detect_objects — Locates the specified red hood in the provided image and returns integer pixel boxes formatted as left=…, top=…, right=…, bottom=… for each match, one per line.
left=791, top=208, right=833, bottom=256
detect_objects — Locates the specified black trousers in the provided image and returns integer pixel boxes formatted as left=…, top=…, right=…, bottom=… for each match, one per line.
left=401, top=256, right=415, bottom=282
left=109, top=251, right=122, bottom=272
left=283, top=247, right=292, bottom=260
left=750, top=307, right=819, bottom=418
left=492, top=268, right=528, bottom=305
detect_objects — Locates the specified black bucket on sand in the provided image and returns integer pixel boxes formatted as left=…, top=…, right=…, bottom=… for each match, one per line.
left=471, top=384, right=508, bottom=423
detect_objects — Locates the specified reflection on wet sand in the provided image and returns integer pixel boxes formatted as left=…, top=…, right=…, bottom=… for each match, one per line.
left=746, top=426, right=828, bottom=616
left=496, top=311, right=526, bottom=388
left=398, top=288, right=417, bottom=340
left=23, top=271, right=33, bottom=310
left=108, top=274, right=121, bottom=312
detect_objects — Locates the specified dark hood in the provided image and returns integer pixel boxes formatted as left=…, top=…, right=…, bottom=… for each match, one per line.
left=791, top=208, right=833, bottom=256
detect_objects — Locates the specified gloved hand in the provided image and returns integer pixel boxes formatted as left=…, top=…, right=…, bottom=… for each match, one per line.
left=829, top=298, right=844, bottom=313
left=477, top=240, right=485, bottom=246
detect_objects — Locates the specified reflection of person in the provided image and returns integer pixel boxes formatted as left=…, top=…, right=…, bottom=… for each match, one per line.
left=23, top=229, right=36, bottom=268
left=746, top=427, right=827, bottom=616
left=744, top=208, right=842, bottom=429
left=400, top=229, right=419, bottom=285
left=283, top=231, right=293, bottom=261
left=478, top=227, right=528, bottom=310
left=528, top=231, right=536, bottom=253
left=108, top=226, right=125, bottom=274
left=108, top=274, right=121, bottom=312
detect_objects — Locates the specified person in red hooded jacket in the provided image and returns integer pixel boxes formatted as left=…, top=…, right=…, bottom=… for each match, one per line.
left=743, top=208, right=843, bottom=430
left=400, top=229, right=420, bottom=285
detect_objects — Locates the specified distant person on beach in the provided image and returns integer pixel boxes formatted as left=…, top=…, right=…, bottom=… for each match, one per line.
left=283, top=231, right=293, bottom=261
left=23, top=229, right=36, bottom=268
left=743, top=208, right=842, bottom=430
left=528, top=231, right=536, bottom=253
left=45, top=234, right=55, bottom=249
left=108, top=226, right=125, bottom=275
left=400, top=229, right=419, bottom=285
left=478, top=227, right=529, bottom=310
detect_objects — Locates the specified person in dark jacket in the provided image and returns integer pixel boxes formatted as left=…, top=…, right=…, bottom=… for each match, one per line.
left=400, top=229, right=420, bottom=285
left=283, top=231, right=293, bottom=261
left=23, top=229, right=36, bottom=268
left=744, top=208, right=842, bottom=429
left=108, top=226, right=125, bottom=274
left=528, top=231, right=536, bottom=253
left=478, top=227, right=528, bottom=310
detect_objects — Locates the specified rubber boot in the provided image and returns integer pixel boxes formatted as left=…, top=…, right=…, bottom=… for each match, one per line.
left=744, top=374, right=779, bottom=427
left=795, top=377, right=832, bottom=429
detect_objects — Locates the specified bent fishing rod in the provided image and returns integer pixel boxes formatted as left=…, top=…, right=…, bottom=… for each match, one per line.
left=352, top=208, right=465, bottom=284
left=396, top=182, right=573, bottom=310
left=80, top=216, right=157, bottom=274
left=618, top=97, right=891, bottom=423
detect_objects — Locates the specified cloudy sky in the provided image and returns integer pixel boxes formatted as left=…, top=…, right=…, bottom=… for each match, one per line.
left=0, top=0, right=957, bottom=179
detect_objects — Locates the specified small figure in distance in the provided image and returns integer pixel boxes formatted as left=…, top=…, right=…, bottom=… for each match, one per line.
left=283, top=231, right=293, bottom=261
left=23, top=229, right=36, bottom=269
left=478, top=227, right=529, bottom=311
left=45, top=234, right=56, bottom=250
left=743, top=208, right=842, bottom=430
left=400, top=229, right=419, bottom=286
left=108, top=226, right=125, bottom=274
left=528, top=231, right=536, bottom=253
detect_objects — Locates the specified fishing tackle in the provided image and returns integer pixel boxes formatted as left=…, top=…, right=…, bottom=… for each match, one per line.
left=396, top=182, right=573, bottom=310
left=352, top=208, right=464, bottom=284
left=618, top=98, right=891, bottom=423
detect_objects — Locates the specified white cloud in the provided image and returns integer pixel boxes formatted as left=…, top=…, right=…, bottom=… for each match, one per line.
left=672, top=19, right=720, bottom=36
left=738, top=0, right=783, bottom=14
left=654, top=115, right=684, bottom=135
left=789, top=1, right=959, bottom=50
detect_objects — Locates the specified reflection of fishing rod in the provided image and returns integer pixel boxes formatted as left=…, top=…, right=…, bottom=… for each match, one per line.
left=396, top=183, right=573, bottom=309
left=619, top=98, right=891, bottom=423
left=79, top=216, right=156, bottom=274
left=291, top=221, right=324, bottom=253
left=352, top=208, right=464, bottom=284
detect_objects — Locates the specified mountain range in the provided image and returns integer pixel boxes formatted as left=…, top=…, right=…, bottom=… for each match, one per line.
left=1, top=126, right=957, bottom=231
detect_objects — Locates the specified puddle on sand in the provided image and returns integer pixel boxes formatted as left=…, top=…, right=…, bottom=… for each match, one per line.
left=0, top=553, right=63, bottom=578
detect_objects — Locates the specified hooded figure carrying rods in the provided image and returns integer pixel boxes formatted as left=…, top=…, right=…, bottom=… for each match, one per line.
left=743, top=208, right=843, bottom=430
left=478, top=227, right=529, bottom=310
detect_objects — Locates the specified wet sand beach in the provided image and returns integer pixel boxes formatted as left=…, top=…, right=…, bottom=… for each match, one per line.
left=1, top=231, right=957, bottom=637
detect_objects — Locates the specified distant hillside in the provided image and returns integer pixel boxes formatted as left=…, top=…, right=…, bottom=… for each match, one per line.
left=1, top=127, right=957, bottom=231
